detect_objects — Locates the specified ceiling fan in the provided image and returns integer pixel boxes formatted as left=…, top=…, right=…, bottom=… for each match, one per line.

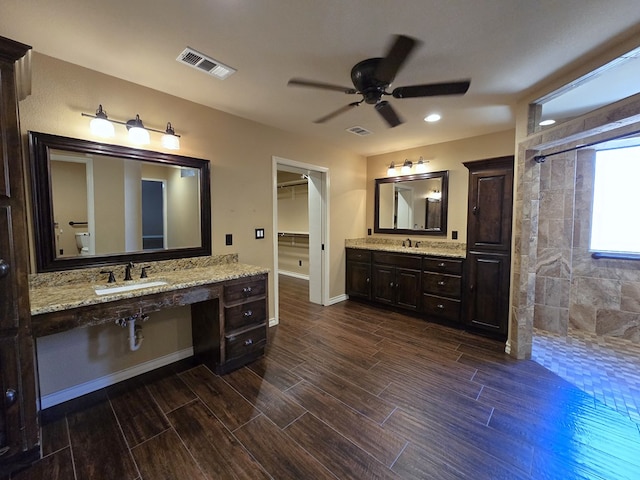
left=288, top=35, right=470, bottom=128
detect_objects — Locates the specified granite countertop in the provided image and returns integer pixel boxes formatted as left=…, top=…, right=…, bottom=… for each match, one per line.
left=346, top=239, right=466, bottom=259
left=29, top=262, right=269, bottom=316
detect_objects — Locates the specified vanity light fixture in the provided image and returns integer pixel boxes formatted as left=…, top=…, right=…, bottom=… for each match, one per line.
left=89, top=105, right=115, bottom=138
left=126, top=114, right=150, bottom=145
left=387, top=161, right=396, bottom=176
left=161, top=122, right=180, bottom=150
left=82, top=106, right=182, bottom=150
left=415, top=156, right=428, bottom=173
left=401, top=159, right=413, bottom=174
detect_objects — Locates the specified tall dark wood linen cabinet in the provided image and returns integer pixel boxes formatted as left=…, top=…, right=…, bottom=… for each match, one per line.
left=0, top=36, right=39, bottom=475
left=463, top=156, right=514, bottom=338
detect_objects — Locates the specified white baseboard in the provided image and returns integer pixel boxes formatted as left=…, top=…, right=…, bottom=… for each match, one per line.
left=40, top=347, right=194, bottom=409
left=326, top=294, right=348, bottom=305
left=269, top=316, right=278, bottom=327
left=278, top=270, right=309, bottom=280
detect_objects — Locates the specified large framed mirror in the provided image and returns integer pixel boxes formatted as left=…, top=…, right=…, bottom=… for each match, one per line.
left=29, top=131, right=211, bottom=272
left=374, top=170, right=448, bottom=235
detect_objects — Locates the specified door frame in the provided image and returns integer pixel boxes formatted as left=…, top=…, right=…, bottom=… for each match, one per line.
left=272, top=156, right=329, bottom=323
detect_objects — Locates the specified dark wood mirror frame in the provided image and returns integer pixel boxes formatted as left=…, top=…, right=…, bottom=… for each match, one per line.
left=374, top=170, right=449, bottom=236
left=29, top=131, right=212, bottom=272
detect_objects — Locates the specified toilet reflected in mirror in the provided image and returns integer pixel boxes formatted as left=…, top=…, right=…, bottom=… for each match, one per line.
left=75, top=232, right=90, bottom=256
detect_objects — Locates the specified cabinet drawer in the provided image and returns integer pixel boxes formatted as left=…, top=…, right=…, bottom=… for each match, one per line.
left=422, top=257, right=463, bottom=275
left=372, top=252, right=421, bottom=269
left=422, top=272, right=461, bottom=298
left=346, top=248, right=371, bottom=262
left=224, top=277, right=266, bottom=303
left=225, top=323, right=267, bottom=361
left=422, top=294, right=461, bottom=323
left=225, top=299, right=266, bottom=330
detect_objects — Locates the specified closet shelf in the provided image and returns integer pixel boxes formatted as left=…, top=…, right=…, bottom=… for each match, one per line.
left=278, top=231, right=309, bottom=237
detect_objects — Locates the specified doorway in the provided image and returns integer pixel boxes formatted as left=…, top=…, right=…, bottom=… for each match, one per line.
left=273, top=156, right=329, bottom=323
left=141, top=179, right=167, bottom=249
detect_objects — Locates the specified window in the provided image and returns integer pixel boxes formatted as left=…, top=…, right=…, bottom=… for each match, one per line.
left=590, top=145, right=640, bottom=258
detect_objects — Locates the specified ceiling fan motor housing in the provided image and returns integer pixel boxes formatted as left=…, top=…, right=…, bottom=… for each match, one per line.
left=351, top=58, right=387, bottom=104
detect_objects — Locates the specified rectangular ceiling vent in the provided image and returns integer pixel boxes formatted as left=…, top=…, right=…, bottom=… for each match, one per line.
left=176, top=47, right=236, bottom=80
left=346, top=126, right=372, bottom=136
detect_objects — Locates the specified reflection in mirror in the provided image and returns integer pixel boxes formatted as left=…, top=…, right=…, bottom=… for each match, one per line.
left=30, top=132, right=211, bottom=272
left=374, top=171, right=448, bottom=235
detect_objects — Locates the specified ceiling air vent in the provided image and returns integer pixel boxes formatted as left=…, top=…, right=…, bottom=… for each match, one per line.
left=346, top=126, right=372, bottom=136
left=176, top=47, right=236, bottom=80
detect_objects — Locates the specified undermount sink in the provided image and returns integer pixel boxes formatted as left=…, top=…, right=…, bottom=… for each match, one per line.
left=94, top=280, right=168, bottom=296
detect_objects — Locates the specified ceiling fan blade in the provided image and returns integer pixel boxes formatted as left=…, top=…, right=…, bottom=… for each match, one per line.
left=375, top=35, right=419, bottom=85
left=288, top=78, right=357, bottom=94
left=314, top=102, right=360, bottom=123
left=375, top=101, right=403, bottom=128
left=392, top=80, right=471, bottom=98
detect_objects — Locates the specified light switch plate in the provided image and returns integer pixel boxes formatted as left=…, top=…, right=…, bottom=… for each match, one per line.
left=255, top=228, right=265, bottom=239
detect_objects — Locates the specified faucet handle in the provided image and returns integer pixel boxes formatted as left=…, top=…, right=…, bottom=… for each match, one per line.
left=100, top=270, right=116, bottom=283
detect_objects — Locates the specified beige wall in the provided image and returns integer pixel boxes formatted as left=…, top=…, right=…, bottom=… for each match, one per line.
left=21, top=53, right=366, bottom=396
left=366, top=129, right=516, bottom=242
left=50, top=160, right=87, bottom=256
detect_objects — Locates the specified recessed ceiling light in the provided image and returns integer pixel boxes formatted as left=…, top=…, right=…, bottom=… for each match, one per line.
left=539, top=119, right=556, bottom=126
left=424, top=113, right=441, bottom=123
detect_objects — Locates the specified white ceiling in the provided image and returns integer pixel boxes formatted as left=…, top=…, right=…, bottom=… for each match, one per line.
left=2, top=0, right=640, bottom=156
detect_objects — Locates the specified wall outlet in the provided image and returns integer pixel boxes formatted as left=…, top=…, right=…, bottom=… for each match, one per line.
left=452, top=230, right=458, bottom=240
left=225, top=233, right=233, bottom=245
left=299, top=260, right=302, bottom=266
left=367, top=228, right=372, bottom=235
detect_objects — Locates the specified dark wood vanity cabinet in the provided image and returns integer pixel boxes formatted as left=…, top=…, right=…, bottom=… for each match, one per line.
left=421, top=257, right=463, bottom=324
left=371, top=252, right=422, bottom=311
left=463, top=156, right=514, bottom=337
left=345, top=249, right=371, bottom=300
left=192, top=274, right=268, bottom=374
left=0, top=36, right=39, bottom=475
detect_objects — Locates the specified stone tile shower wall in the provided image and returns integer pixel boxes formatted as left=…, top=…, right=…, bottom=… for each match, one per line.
left=534, top=146, right=640, bottom=341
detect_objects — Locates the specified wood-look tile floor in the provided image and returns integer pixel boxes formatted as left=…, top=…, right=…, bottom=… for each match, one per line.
left=11, top=275, right=640, bottom=479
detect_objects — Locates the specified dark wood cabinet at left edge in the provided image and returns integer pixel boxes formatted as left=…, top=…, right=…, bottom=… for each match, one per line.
left=0, top=36, right=40, bottom=476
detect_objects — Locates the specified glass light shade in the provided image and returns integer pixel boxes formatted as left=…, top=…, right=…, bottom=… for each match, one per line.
left=387, top=162, right=396, bottom=176
left=161, top=133, right=180, bottom=150
left=415, top=158, right=428, bottom=173
left=401, top=160, right=412, bottom=174
left=128, top=126, right=150, bottom=145
left=90, top=117, right=115, bottom=137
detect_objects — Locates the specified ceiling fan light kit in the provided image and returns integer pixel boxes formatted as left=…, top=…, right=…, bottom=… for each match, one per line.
left=288, top=34, right=470, bottom=128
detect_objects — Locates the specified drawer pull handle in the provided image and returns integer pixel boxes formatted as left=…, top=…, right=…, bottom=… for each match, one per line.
left=366, top=278, right=370, bottom=283
left=437, top=262, right=446, bottom=268
left=242, top=286, right=253, bottom=295
left=437, top=304, right=445, bottom=310
left=244, top=338, right=254, bottom=346
left=389, top=282, right=394, bottom=287
left=437, top=281, right=446, bottom=286
left=243, top=310, right=253, bottom=318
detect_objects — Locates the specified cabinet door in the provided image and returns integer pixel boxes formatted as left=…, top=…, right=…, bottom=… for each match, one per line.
left=371, top=264, right=395, bottom=305
left=395, top=268, right=421, bottom=311
left=0, top=37, right=39, bottom=475
left=465, top=252, right=510, bottom=335
left=467, top=162, right=513, bottom=252
left=346, top=261, right=371, bottom=300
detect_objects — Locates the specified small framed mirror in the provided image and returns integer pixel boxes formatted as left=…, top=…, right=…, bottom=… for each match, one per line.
left=29, top=131, right=211, bottom=272
left=374, top=171, right=448, bottom=235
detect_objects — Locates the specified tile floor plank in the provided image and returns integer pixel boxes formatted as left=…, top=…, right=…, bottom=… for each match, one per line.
left=168, top=400, right=270, bottom=480
left=131, top=429, right=207, bottom=480
left=10, top=448, right=75, bottom=480
left=234, top=415, right=337, bottom=480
